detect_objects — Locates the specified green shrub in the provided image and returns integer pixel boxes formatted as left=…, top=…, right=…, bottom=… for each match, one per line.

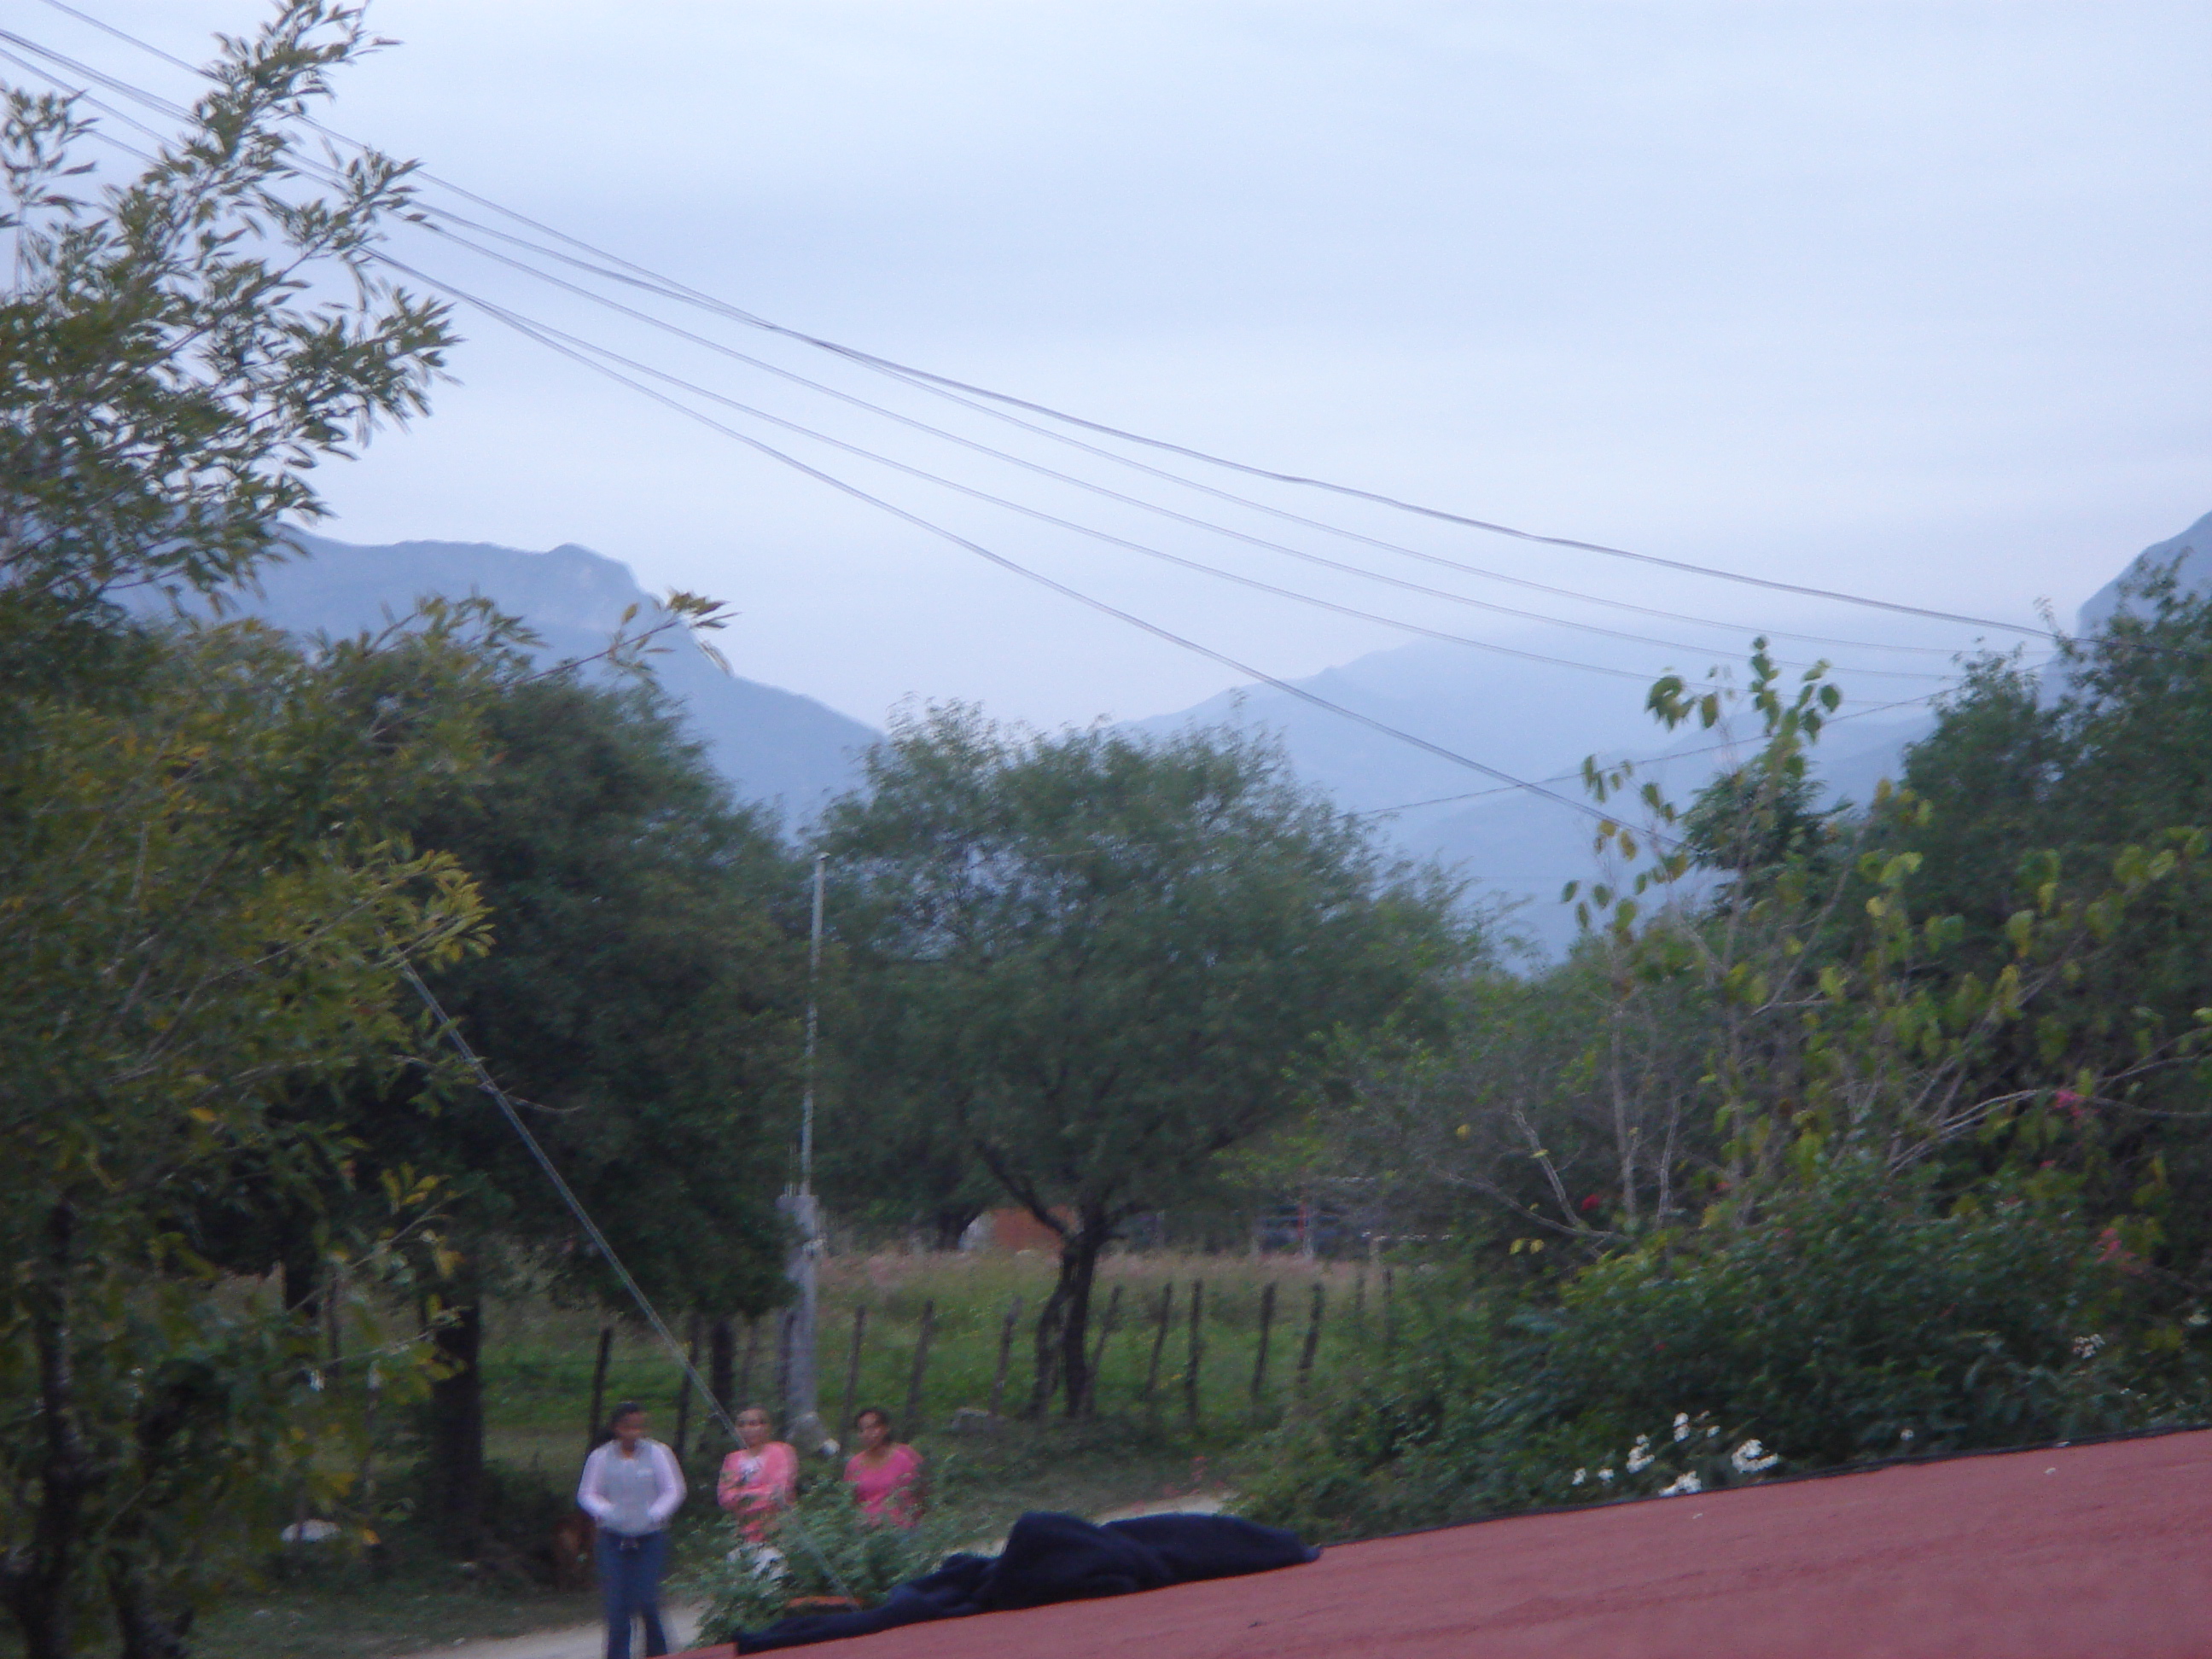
left=1245, top=1159, right=2203, bottom=1540
left=685, top=1486, right=969, bottom=1642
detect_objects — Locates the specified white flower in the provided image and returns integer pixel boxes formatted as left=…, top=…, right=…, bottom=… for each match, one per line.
left=1899, top=1428, right=1915, bottom=1443
left=1730, top=1439, right=1779, bottom=1475
left=2072, top=1334, right=2104, bottom=1359
left=1571, top=1468, right=1586, bottom=1486
left=1598, top=1468, right=1615, bottom=1484
left=1656, top=1472, right=1703, bottom=1497
left=1626, top=1436, right=1654, bottom=1474
left=1672, top=1412, right=1691, bottom=1443
left=1706, top=1423, right=1720, bottom=1439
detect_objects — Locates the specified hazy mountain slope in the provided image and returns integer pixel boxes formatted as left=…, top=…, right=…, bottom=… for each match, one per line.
left=2077, top=509, right=2212, bottom=632
left=1129, top=641, right=1663, bottom=813
left=1138, top=512, right=2212, bottom=950
left=218, top=533, right=878, bottom=819
left=1133, top=638, right=1939, bottom=952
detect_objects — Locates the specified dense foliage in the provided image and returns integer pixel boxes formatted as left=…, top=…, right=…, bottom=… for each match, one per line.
left=1247, top=1161, right=2187, bottom=1541
left=0, top=13, right=471, bottom=1653
left=1249, top=618, right=2212, bottom=1540
left=817, top=706, right=1470, bottom=1416
left=0, top=12, right=798, bottom=1650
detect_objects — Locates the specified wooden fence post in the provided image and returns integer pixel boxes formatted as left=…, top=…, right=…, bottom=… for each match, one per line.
left=709, top=1316, right=735, bottom=1435
left=1183, top=1280, right=1206, bottom=1426
left=738, top=1316, right=760, bottom=1409
left=1295, top=1282, right=1324, bottom=1398
left=1085, top=1284, right=1123, bottom=1417
left=1353, top=1268, right=1367, bottom=1329
left=1249, top=1282, right=1277, bottom=1410
left=1382, top=1265, right=1396, bottom=1353
left=672, top=1313, right=701, bottom=1464
left=841, top=1306, right=868, bottom=1441
left=989, top=1295, right=1022, bottom=1417
left=585, top=1323, right=614, bottom=1452
left=904, top=1300, right=936, bottom=1432
left=1141, top=1283, right=1175, bottom=1425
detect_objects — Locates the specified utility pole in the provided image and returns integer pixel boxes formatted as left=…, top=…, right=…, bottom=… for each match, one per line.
left=801, top=851, right=825, bottom=1192
left=777, top=853, right=830, bottom=1449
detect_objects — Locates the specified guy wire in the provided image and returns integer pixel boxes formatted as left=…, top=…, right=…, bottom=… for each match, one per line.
left=399, top=963, right=859, bottom=1603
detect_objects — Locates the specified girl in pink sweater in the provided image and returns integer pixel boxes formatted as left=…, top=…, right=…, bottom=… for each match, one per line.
left=716, top=1405, right=798, bottom=1540
left=842, top=1407, right=923, bottom=1527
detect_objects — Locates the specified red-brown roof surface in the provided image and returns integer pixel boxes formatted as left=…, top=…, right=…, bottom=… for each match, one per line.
left=688, top=1429, right=2212, bottom=1658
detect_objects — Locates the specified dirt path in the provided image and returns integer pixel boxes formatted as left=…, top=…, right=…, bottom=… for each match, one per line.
left=389, top=1498, right=1227, bottom=1659
left=385, top=1604, right=701, bottom=1659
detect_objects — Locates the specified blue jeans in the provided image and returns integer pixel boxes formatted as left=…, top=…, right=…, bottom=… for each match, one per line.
left=596, top=1528, right=668, bottom=1659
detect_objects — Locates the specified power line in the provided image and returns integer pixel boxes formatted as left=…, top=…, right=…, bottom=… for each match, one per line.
left=0, top=20, right=1978, bottom=675
left=25, top=0, right=2055, bottom=645
left=415, top=214, right=1965, bottom=672
left=370, top=254, right=1633, bottom=833
left=1349, top=690, right=1952, bottom=820
left=422, top=271, right=1948, bottom=687
left=401, top=964, right=858, bottom=1599
left=1, top=26, right=1662, bottom=818
left=0, top=36, right=1869, bottom=844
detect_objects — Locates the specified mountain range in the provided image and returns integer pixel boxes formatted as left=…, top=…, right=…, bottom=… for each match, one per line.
left=201, top=513, right=2203, bottom=950
left=214, top=533, right=877, bottom=822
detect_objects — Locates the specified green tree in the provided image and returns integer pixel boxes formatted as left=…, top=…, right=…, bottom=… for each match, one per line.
left=1893, top=568, right=2212, bottom=1280
left=0, top=614, right=496, bottom=1657
left=347, top=672, right=805, bottom=1551
left=0, top=9, right=468, bottom=1651
left=818, top=707, right=1463, bottom=1416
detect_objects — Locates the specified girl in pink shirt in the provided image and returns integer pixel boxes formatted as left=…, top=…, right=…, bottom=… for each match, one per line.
left=716, top=1405, right=798, bottom=1540
left=842, top=1407, right=923, bottom=1527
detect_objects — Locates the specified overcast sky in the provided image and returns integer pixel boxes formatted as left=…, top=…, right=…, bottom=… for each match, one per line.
left=27, top=1, right=2212, bottom=731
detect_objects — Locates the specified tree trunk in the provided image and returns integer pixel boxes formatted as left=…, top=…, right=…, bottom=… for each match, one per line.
left=1027, top=1208, right=1111, bottom=1420
left=108, top=1565, right=190, bottom=1659
left=928, top=1207, right=981, bottom=1252
left=3, top=1202, right=100, bottom=1659
left=424, top=1283, right=486, bottom=1558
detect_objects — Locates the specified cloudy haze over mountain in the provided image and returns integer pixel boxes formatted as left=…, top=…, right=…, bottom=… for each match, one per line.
left=32, top=0, right=2210, bottom=749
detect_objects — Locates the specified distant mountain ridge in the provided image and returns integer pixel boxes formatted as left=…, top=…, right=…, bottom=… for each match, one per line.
left=1135, top=513, right=2207, bottom=950
left=2077, top=509, right=2212, bottom=633
left=1132, top=637, right=1934, bottom=950
left=196, top=513, right=2197, bottom=949
left=211, top=533, right=877, bottom=820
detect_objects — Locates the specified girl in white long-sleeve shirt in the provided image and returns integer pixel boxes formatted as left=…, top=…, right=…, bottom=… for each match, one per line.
left=577, top=1402, right=685, bottom=1659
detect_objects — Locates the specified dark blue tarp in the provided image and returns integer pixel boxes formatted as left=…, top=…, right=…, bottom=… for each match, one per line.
left=736, top=1511, right=1319, bottom=1651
